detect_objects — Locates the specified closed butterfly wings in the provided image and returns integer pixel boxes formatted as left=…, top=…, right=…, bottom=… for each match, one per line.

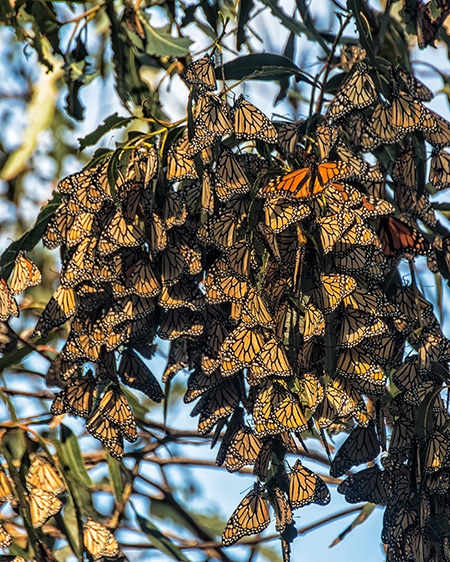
left=222, top=483, right=270, bottom=546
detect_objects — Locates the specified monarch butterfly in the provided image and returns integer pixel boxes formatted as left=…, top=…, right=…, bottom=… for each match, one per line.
left=159, top=279, right=205, bottom=311
left=166, top=135, right=198, bottom=182
left=34, top=285, right=76, bottom=338
left=335, top=143, right=384, bottom=182
left=330, top=423, right=380, bottom=477
left=317, top=211, right=355, bottom=254
left=289, top=460, right=330, bottom=509
left=98, top=386, right=137, bottom=442
left=416, top=0, right=450, bottom=49
left=158, top=308, right=204, bottom=340
left=51, top=374, right=97, bottom=418
left=118, top=349, right=164, bottom=403
left=200, top=166, right=214, bottom=215
left=382, top=503, right=417, bottom=547
left=340, top=44, right=367, bottom=71
left=222, top=425, right=263, bottom=473
left=104, top=210, right=144, bottom=248
left=338, top=465, right=392, bottom=505
left=9, top=253, right=42, bottom=296
left=300, top=372, right=324, bottom=414
left=336, top=347, right=387, bottom=393
left=123, top=258, right=160, bottom=298
left=60, top=237, right=97, bottom=288
left=86, top=408, right=124, bottom=460
left=392, top=67, right=434, bottom=102
left=313, top=273, right=356, bottom=314
left=391, top=90, right=430, bottom=132
left=259, top=161, right=353, bottom=200
left=327, top=64, right=377, bottom=120
left=215, top=407, right=245, bottom=465
left=0, top=279, right=18, bottom=322
left=160, top=245, right=186, bottom=287
left=303, top=302, right=325, bottom=341
left=264, top=197, right=310, bottom=233
left=341, top=285, right=398, bottom=317
left=314, top=386, right=350, bottom=429
left=334, top=245, right=386, bottom=280
left=215, top=147, right=251, bottom=202
left=0, top=467, right=14, bottom=503
left=0, top=523, right=11, bottom=547
left=240, top=288, right=274, bottom=329
left=29, top=488, right=62, bottom=528
left=65, top=212, right=95, bottom=248
left=193, top=382, right=240, bottom=435
left=376, top=216, right=429, bottom=258
left=391, top=145, right=416, bottom=188
left=276, top=121, right=302, bottom=155
left=26, top=455, right=65, bottom=495
left=222, top=483, right=270, bottom=546
left=269, top=483, right=293, bottom=533
left=83, top=519, right=120, bottom=560
left=325, top=181, right=363, bottom=206
left=232, top=94, right=278, bottom=142
left=392, top=283, right=434, bottom=328
left=252, top=380, right=285, bottom=437
left=162, top=191, right=187, bottom=230
left=360, top=101, right=405, bottom=151
left=251, top=441, right=272, bottom=481
left=328, top=376, right=364, bottom=423
left=43, top=203, right=77, bottom=249
left=249, top=338, right=292, bottom=381
left=423, top=110, right=450, bottom=147
left=182, top=53, right=217, bottom=90
left=395, top=186, right=436, bottom=228
left=185, top=369, right=225, bottom=403
left=272, top=386, right=308, bottom=432
left=339, top=310, right=387, bottom=348
left=192, top=92, right=233, bottom=152
left=219, top=325, right=265, bottom=367
left=197, top=211, right=239, bottom=249
left=429, top=148, right=450, bottom=190
left=204, top=263, right=249, bottom=304
left=316, top=123, right=338, bottom=161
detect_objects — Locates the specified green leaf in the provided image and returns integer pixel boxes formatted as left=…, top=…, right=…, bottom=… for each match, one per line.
left=295, top=0, right=330, bottom=54
left=0, top=193, right=61, bottom=279
left=133, top=505, right=191, bottom=561
left=106, top=4, right=151, bottom=108
left=78, top=113, right=135, bottom=151
left=260, top=0, right=329, bottom=53
left=415, top=387, right=445, bottom=441
left=346, top=0, right=376, bottom=64
left=107, top=453, right=124, bottom=504
left=57, top=425, right=93, bottom=490
left=1, top=445, right=37, bottom=558
left=140, top=21, right=193, bottom=57
left=237, top=0, right=255, bottom=50
left=217, top=54, right=315, bottom=85
left=0, top=344, right=35, bottom=374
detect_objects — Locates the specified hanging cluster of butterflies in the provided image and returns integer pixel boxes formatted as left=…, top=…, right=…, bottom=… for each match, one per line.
left=0, top=454, right=119, bottom=561
left=2, top=47, right=450, bottom=560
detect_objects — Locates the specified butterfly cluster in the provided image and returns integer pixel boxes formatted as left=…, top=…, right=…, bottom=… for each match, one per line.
left=0, top=453, right=118, bottom=561
left=2, top=49, right=450, bottom=560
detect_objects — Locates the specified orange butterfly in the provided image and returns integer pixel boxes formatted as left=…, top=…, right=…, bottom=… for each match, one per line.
left=259, top=162, right=353, bottom=199
left=376, top=217, right=429, bottom=258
